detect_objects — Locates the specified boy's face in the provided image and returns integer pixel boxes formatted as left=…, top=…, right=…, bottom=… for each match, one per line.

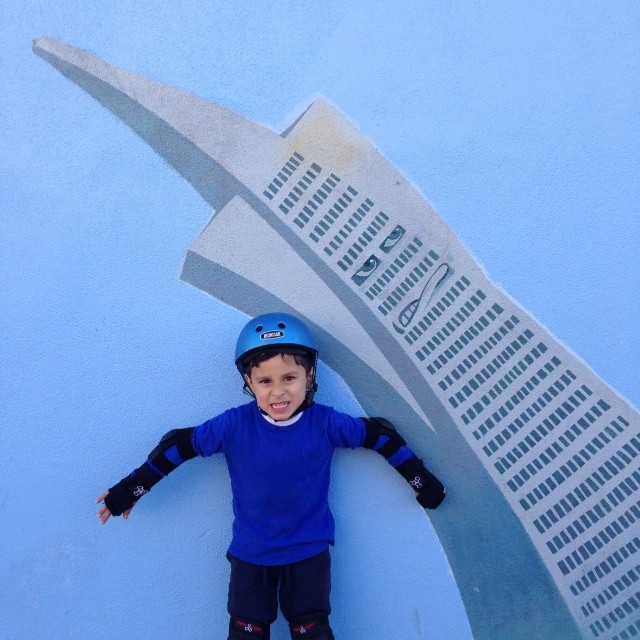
left=244, top=353, right=314, bottom=422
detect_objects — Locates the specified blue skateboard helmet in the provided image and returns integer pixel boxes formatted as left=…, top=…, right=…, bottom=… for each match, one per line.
left=235, top=312, right=318, bottom=372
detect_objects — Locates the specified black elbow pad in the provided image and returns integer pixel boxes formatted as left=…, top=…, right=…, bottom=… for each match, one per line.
left=147, top=427, right=197, bottom=475
left=362, top=416, right=407, bottom=458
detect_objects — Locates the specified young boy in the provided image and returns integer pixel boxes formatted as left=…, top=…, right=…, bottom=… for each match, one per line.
left=97, top=312, right=445, bottom=640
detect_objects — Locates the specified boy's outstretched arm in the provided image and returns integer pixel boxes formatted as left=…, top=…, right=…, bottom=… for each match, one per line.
left=361, top=417, right=446, bottom=509
left=96, top=427, right=197, bottom=524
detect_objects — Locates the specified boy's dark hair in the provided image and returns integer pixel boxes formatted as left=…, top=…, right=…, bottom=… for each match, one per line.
left=243, top=350, right=315, bottom=375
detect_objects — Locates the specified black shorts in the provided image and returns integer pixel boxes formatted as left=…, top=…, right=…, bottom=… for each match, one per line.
left=226, top=548, right=332, bottom=624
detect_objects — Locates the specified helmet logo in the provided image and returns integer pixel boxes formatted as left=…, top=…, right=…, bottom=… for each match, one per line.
left=261, top=330, right=284, bottom=340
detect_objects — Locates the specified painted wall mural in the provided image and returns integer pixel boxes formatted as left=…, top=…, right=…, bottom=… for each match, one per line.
left=34, top=38, right=639, bottom=640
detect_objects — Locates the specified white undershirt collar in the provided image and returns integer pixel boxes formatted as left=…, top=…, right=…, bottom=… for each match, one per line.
left=261, top=411, right=304, bottom=427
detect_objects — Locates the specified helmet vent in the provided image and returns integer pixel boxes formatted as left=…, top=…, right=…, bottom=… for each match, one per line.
left=278, top=322, right=286, bottom=329
left=255, top=325, right=263, bottom=332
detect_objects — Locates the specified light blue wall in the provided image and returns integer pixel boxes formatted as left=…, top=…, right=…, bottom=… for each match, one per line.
left=2, top=3, right=638, bottom=639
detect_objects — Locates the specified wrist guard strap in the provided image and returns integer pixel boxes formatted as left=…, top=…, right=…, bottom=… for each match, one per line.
left=104, top=427, right=196, bottom=516
left=362, top=417, right=446, bottom=509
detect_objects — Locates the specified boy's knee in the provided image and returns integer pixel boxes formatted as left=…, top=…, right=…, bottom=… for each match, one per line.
left=289, top=612, right=334, bottom=639
left=228, top=615, right=270, bottom=639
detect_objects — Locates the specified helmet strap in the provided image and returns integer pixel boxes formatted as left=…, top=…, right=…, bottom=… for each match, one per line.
left=242, top=381, right=255, bottom=398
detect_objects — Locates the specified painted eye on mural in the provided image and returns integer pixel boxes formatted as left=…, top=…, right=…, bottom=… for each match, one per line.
left=351, top=255, right=381, bottom=286
left=379, top=225, right=405, bottom=253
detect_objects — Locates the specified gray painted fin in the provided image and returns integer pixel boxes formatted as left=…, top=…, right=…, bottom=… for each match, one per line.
left=32, top=37, right=283, bottom=209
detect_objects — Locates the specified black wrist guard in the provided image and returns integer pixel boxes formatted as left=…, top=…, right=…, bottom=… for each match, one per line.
left=396, top=455, right=446, bottom=509
left=104, top=473, right=148, bottom=516
left=104, top=427, right=197, bottom=516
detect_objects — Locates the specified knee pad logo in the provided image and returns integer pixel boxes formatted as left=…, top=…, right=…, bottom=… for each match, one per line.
left=292, top=621, right=314, bottom=635
left=233, top=618, right=265, bottom=636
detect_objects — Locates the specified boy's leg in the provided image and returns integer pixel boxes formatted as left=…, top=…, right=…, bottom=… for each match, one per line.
left=279, top=549, right=335, bottom=640
left=227, top=553, right=277, bottom=639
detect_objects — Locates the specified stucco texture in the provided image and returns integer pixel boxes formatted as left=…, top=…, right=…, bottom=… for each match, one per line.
left=2, top=3, right=638, bottom=639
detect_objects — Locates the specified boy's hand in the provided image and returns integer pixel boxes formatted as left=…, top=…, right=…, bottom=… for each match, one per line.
left=96, top=491, right=133, bottom=524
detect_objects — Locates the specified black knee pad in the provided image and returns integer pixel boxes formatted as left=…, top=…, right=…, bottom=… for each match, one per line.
left=289, top=612, right=334, bottom=639
left=229, top=615, right=270, bottom=639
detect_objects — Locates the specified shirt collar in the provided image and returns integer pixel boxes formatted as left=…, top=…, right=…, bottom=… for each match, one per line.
left=260, top=410, right=304, bottom=427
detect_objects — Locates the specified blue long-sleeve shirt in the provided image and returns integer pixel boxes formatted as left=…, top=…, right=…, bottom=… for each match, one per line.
left=192, top=402, right=366, bottom=566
